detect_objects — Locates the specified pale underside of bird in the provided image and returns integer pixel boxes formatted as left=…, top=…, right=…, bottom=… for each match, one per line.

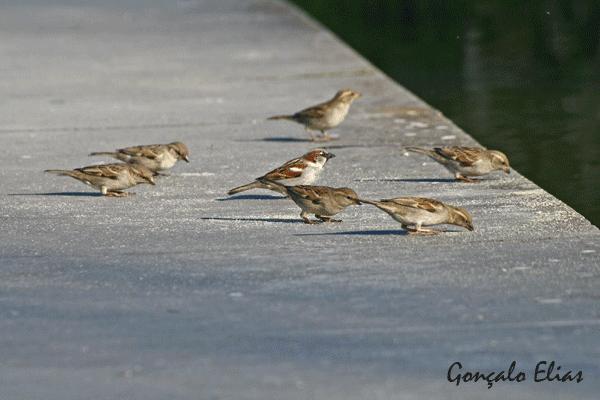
left=360, top=196, right=474, bottom=235
left=405, top=146, right=510, bottom=182
left=260, top=179, right=361, bottom=224
left=267, top=89, right=361, bottom=142
left=44, top=163, right=156, bottom=197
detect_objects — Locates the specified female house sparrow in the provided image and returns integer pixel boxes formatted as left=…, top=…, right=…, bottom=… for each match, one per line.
left=260, top=179, right=361, bottom=224
left=89, top=142, right=190, bottom=172
left=268, top=89, right=361, bottom=141
left=44, top=163, right=156, bottom=197
left=360, top=197, right=474, bottom=235
left=405, top=146, right=510, bottom=182
left=227, top=149, right=335, bottom=196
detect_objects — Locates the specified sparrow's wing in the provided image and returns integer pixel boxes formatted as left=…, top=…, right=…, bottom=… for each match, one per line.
left=294, top=104, right=328, bottom=120
left=261, top=158, right=305, bottom=181
left=289, top=185, right=330, bottom=204
left=76, top=164, right=125, bottom=180
left=387, top=197, right=445, bottom=213
left=434, top=147, right=484, bottom=167
left=118, top=144, right=164, bottom=159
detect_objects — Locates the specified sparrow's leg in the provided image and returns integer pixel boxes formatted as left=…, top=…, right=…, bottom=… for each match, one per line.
left=401, top=224, right=415, bottom=233
left=322, top=131, right=336, bottom=141
left=301, top=211, right=318, bottom=224
left=410, top=228, right=440, bottom=235
left=305, top=126, right=317, bottom=141
left=105, top=190, right=133, bottom=197
left=317, top=215, right=342, bottom=223
left=455, top=174, right=480, bottom=183
left=312, top=130, right=335, bottom=142
left=407, top=223, right=440, bottom=235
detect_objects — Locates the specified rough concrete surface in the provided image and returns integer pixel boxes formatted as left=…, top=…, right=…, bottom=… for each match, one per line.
left=0, top=1, right=599, bottom=399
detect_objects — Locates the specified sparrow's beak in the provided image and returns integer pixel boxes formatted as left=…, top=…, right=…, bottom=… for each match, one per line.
left=355, top=91, right=362, bottom=98
left=466, top=223, right=474, bottom=231
left=148, top=177, right=156, bottom=185
left=354, top=198, right=362, bottom=205
left=183, top=155, right=190, bottom=163
left=326, top=153, right=336, bottom=159
left=503, top=166, right=510, bottom=174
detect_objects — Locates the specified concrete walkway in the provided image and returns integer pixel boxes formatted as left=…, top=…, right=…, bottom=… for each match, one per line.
left=1, top=1, right=598, bottom=399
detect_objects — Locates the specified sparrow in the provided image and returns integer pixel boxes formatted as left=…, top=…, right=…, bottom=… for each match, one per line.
left=268, top=89, right=361, bottom=141
left=405, top=146, right=510, bottom=182
left=89, top=142, right=190, bottom=172
left=227, top=149, right=335, bottom=196
left=44, top=163, right=156, bottom=197
left=260, top=179, right=361, bottom=224
left=360, top=197, right=474, bottom=235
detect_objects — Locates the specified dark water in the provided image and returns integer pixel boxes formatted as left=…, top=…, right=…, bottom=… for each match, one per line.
left=293, top=0, right=600, bottom=226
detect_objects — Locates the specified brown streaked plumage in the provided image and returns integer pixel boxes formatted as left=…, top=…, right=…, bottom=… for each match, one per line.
left=405, top=146, right=510, bottom=182
left=227, top=149, right=335, bottom=196
left=360, top=196, right=474, bottom=235
left=44, top=163, right=156, bottom=197
left=268, top=89, right=361, bottom=141
left=90, top=141, right=190, bottom=172
left=260, top=179, right=361, bottom=224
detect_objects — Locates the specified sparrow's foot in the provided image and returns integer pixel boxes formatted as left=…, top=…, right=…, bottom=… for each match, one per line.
left=312, top=132, right=336, bottom=142
left=105, top=191, right=133, bottom=197
left=456, top=175, right=480, bottom=183
left=408, top=228, right=441, bottom=236
left=301, top=212, right=318, bottom=224
left=317, top=216, right=342, bottom=223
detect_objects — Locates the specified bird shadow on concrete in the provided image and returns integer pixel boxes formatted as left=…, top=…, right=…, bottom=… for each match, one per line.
left=295, top=229, right=409, bottom=236
left=355, top=178, right=456, bottom=183
left=200, top=217, right=301, bottom=224
left=260, top=137, right=312, bottom=143
left=7, top=192, right=101, bottom=197
left=325, top=143, right=387, bottom=150
left=216, top=194, right=286, bottom=201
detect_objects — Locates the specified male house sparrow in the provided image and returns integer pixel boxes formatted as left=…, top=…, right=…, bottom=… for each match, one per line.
left=360, top=197, right=474, bottom=235
left=261, top=179, right=361, bottom=224
left=268, top=89, right=361, bottom=141
left=227, top=149, right=335, bottom=196
left=89, top=142, right=190, bottom=172
left=44, top=163, right=156, bottom=197
left=405, top=146, right=510, bottom=182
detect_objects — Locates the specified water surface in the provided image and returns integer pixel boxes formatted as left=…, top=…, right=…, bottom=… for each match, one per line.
left=293, top=0, right=600, bottom=226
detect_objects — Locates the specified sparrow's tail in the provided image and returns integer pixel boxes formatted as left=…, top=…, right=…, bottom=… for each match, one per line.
left=256, top=178, right=289, bottom=195
left=404, top=146, right=444, bottom=162
left=267, top=114, right=295, bottom=121
left=89, top=151, right=127, bottom=161
left=404, top=146, right=434, bottom=156
left=227, top=181, right=268, bottom=195
left=357, top=198, right=380, bottom=206
left=44, top=169, right=75, bottom=177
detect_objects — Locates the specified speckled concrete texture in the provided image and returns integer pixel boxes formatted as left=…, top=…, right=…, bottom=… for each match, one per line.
left=0, top=1, right=599, bottom=399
